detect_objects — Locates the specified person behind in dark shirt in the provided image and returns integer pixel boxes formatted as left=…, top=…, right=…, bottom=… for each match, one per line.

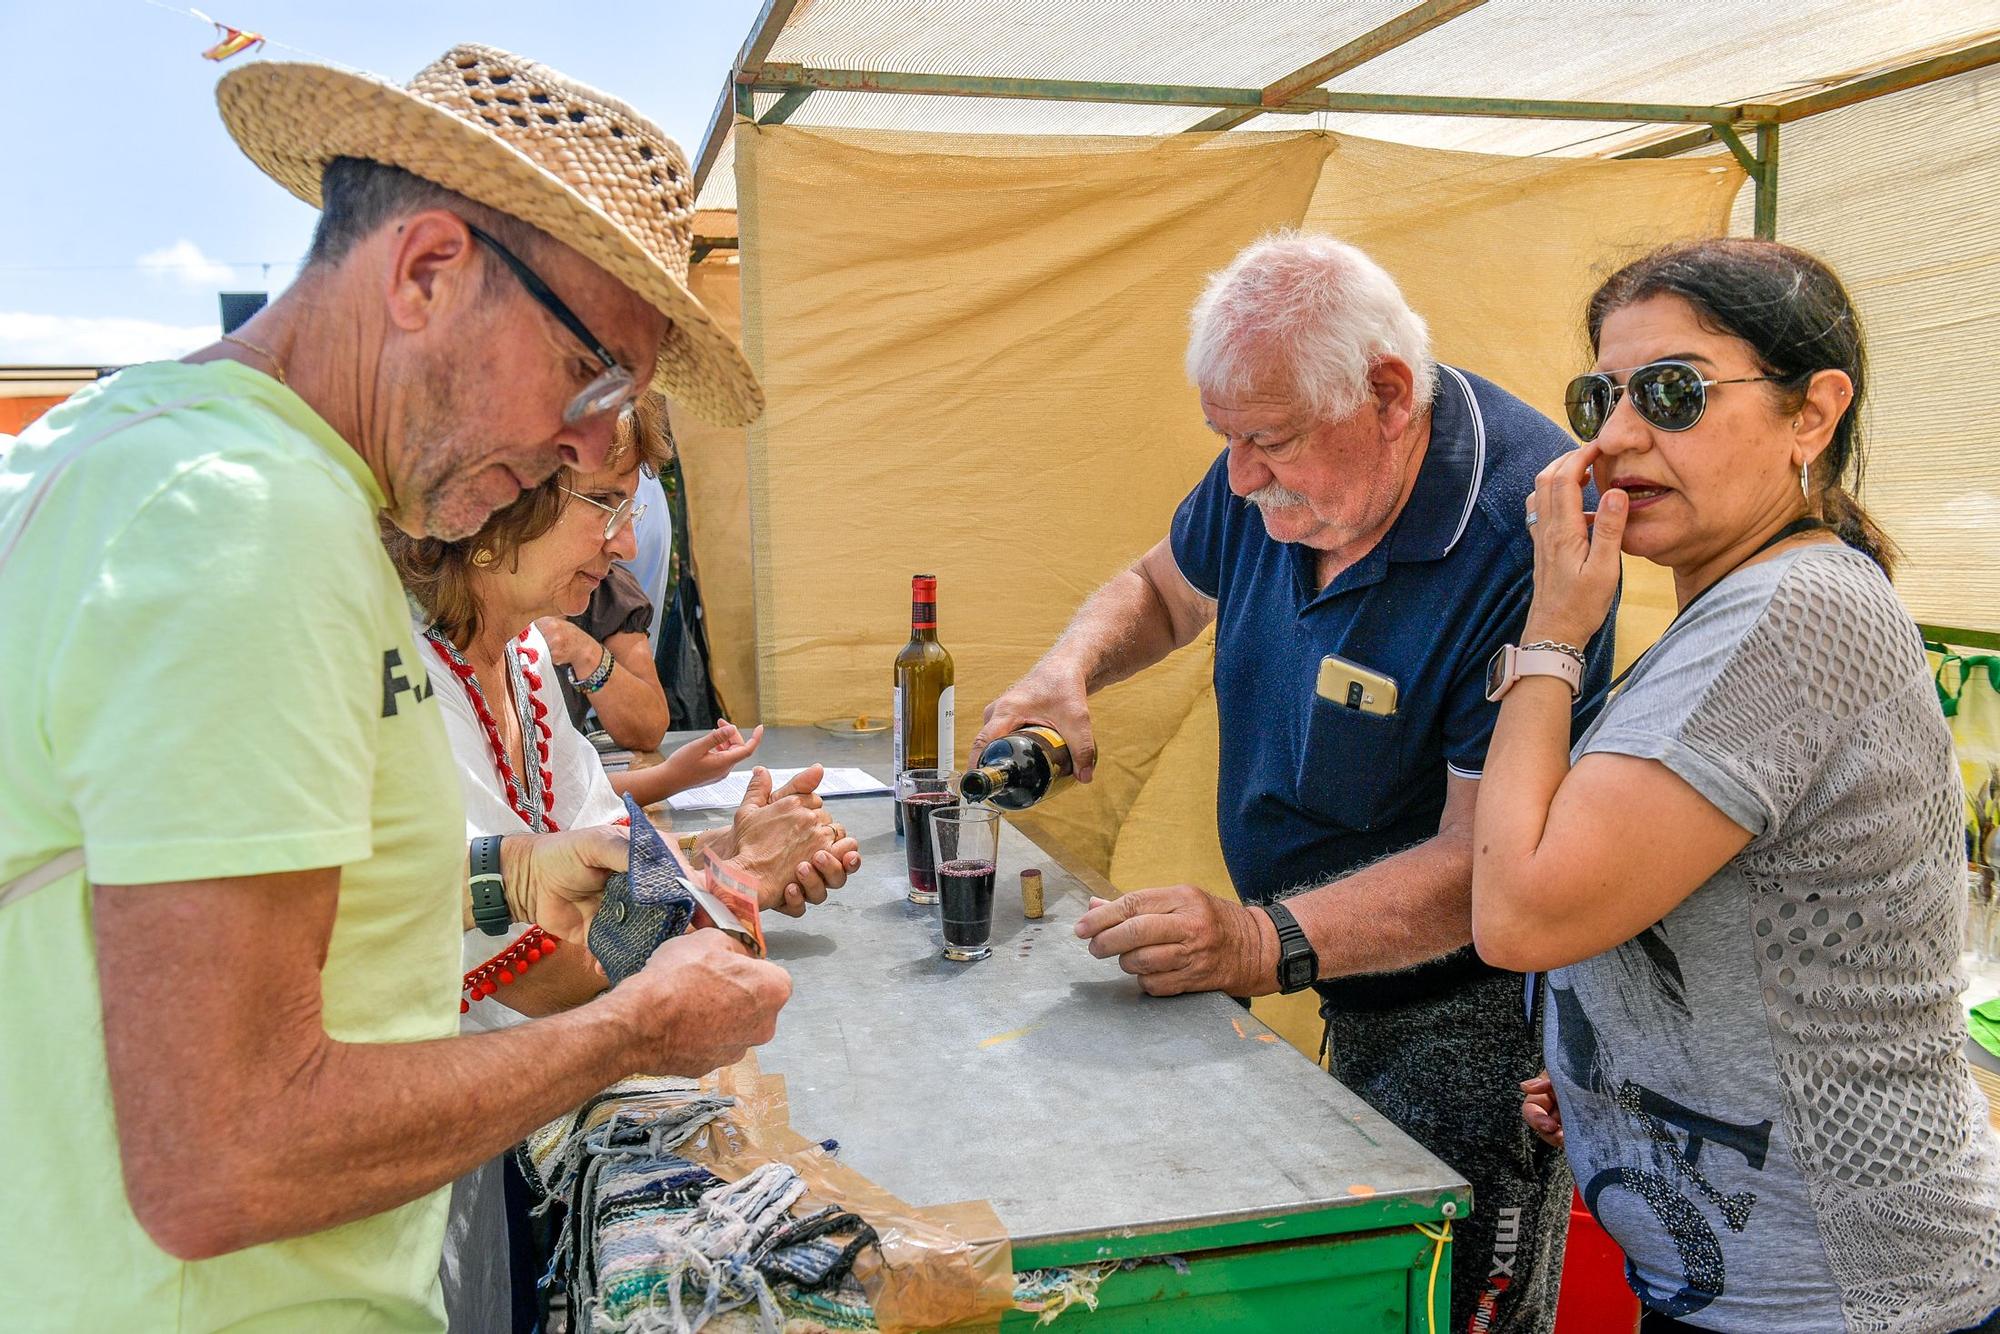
left=973, top=231, right=1614, bottom=1334
left=543, top=560, right=667, bottom=745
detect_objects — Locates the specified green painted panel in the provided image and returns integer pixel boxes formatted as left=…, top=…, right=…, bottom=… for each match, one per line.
left=1011, top=1189, right=1467, bottom=1270
left=995, top=1227, right=1451, bottom=1333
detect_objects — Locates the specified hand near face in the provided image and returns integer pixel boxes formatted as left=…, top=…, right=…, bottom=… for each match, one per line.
left=1073, top=886, right=1277, bottom=997
left=532, top=615, right=600, bottom=673
left=1522, top=443, right=1628, bottom=647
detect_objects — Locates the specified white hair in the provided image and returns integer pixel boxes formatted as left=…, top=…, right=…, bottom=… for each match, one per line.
left=1185, top=231, right=1435, bottom=421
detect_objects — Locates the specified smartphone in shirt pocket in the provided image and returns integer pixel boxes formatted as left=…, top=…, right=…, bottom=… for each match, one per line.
left=1316, top=653, right=1399, bottom=716
left=1300, top=654, right=1412, bottom=831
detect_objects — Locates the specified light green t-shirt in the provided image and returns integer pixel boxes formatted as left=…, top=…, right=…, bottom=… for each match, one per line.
left=0, top=361, right=465, bottom=1330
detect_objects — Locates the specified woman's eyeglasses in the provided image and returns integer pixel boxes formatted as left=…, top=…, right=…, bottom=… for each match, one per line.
left=465, top=223, right=641, bottom=427
left=562, top=484, right=646, bottom=541
left=1564, top=360, right=1786, bottom=442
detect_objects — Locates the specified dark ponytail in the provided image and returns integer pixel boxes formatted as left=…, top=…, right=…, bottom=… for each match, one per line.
left=1587, top=238, right=1898, bottom=577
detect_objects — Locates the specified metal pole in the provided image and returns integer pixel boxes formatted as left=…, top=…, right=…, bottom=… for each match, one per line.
left=759, top=88, right=813, bottom=125
left=693, top=0, right=809, bottom=198
left=742, top=64, right=1742, bottom=124
left=1751, top=34, right=2000, bottom=123
left=1753, top=123, right=1779, bottom=239
left=1188, top=0, right=1488, bottom=133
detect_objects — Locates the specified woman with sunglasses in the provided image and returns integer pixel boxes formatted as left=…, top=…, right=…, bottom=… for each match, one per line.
left=1470, top=238, right=2000, bottom=1334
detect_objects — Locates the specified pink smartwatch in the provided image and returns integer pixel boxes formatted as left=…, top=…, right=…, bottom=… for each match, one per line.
left=1484, top=642, right=1585, bottom=702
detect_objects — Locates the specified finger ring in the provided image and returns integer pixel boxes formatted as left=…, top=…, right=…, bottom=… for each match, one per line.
left=1525, top=509, right=1539, bottom=527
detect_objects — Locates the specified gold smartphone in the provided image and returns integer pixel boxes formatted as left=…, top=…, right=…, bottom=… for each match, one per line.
left=1316, top=653, right=1399, bottom=717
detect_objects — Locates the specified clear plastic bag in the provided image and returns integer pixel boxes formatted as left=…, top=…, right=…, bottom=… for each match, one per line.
left=685, top=1055, right=1016, bottom=1331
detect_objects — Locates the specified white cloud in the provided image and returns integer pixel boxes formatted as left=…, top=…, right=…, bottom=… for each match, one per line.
left=0, top=311, right=215, bottom=365
left=137, top=239, right=236, bottom=288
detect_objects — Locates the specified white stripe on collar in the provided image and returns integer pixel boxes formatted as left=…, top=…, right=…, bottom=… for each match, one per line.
left=1438, top=365, right=1486, bottom=558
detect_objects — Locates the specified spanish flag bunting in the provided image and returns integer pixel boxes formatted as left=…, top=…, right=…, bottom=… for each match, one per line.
left=193, top=10, right=265, bottom=62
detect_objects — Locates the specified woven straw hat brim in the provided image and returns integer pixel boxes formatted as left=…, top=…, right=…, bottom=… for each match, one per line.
left=216, top=60, right=763, bottom=426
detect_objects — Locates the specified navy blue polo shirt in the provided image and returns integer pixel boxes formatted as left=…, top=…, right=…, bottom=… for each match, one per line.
left=1170, top=365, right=1615, bottom=1008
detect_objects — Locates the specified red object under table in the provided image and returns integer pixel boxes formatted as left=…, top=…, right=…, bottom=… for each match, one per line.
left=1555, top=1188, right=1641, bottom=1333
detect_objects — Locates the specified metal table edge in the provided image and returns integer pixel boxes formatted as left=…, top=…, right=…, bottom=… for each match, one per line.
left=1007, top=1181, right=1471, bottom=1270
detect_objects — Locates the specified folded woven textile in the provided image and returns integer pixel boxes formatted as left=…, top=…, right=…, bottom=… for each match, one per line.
left=589, top=794, right=698, bottom=986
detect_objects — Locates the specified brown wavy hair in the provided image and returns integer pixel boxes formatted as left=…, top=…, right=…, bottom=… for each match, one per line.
left=384, top=390, right=677, bottom=644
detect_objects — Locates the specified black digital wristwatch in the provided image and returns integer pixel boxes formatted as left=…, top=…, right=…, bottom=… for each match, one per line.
left=1261, top=899, right=1319, bottom=995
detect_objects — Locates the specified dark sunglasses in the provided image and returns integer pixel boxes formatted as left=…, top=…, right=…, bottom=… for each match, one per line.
left=1564, top=360, right=1785, bottom=442
left=464, top=223, right=640, bottom=426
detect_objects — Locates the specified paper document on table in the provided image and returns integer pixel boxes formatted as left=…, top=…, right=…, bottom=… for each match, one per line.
left=665, top=766, right=890, bottom=811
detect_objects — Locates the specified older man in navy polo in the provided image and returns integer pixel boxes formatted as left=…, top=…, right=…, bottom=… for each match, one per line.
left=974, top=232, right=1613, bottom=1334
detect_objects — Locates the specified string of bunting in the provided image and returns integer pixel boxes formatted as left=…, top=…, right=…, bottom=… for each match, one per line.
left=140, top=0, right=339, bottom=66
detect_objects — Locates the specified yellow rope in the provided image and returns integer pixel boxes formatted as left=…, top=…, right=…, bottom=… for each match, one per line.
left=1414, top=1218, right=1453, bottom=1334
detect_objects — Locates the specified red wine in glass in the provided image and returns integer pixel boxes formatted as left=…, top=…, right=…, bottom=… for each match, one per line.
left=939, top=858, right=996, bottom=961
left=900, top=791, right=957, bottom=903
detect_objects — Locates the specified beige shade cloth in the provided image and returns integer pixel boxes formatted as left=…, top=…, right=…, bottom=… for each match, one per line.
left=669, top=210, right=763, bottom=720
left=1720, top=63, right=2000, bottom=634
left=693, top=0, right=1990, bottom=209
left=724, top=122, right=1741, bottom=1051
left=736, top=126, right=1334, bottom=888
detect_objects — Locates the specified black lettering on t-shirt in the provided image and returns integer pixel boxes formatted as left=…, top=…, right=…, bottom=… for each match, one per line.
left=381, top=647, right=434, bottom=718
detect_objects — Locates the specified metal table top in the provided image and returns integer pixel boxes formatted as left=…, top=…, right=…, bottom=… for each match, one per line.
left=660, top=726, right=1467, bottom=1257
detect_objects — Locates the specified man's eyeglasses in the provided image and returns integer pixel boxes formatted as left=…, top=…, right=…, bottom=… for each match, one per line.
left=465, top=223, right=641, bottom=427
left=1564, top=360, right=1787, bottom=442
left=563, top=483, right=646, bottom=541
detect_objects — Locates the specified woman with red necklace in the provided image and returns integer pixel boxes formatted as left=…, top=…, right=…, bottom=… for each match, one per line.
left=385, top=403, right=857, bottom=1330
left=389, top=401, right=858, bottom=1018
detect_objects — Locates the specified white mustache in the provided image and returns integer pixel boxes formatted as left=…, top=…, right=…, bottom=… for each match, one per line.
left=1244, top=482, right=1313, bottom=510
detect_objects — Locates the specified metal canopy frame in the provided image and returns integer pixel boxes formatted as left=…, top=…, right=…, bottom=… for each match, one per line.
left=692, top=4, right=2000, bottom=242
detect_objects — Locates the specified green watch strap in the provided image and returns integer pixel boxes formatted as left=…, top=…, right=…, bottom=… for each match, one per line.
left=469, top=834, right=511, bottom=936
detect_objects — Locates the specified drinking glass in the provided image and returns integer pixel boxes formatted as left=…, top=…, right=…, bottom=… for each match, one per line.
left=895, top=767, right=956, bottom=905
left=931, top=806, right=1000, bottom=962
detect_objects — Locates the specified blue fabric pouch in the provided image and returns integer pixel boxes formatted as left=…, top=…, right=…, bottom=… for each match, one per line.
left=587, top=794, right=697, bottom=986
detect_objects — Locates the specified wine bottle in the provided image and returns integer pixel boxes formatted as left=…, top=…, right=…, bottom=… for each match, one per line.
left=958, top=725, right=1073, bottom=811
left=892, top=574, right=954, bottom=836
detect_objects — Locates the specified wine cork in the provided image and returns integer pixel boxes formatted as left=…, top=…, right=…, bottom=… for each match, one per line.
left=1020, top=868, right=1044, bottom=919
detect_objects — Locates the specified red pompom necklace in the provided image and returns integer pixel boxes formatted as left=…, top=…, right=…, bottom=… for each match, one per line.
left=425, top=628, right=562, bottom=1013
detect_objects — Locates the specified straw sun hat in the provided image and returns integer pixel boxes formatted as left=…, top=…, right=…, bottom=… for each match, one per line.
left=217, top=44, right=762, bottom=426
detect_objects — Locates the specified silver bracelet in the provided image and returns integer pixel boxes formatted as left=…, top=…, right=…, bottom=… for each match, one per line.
left=1520, top=639, right=1587, bottom=669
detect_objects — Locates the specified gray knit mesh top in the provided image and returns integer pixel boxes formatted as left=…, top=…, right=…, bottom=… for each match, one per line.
left=1546, top=544, right=2000, bottom=1333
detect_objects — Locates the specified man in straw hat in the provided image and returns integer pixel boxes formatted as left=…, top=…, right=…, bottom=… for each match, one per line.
left=0, top=45, right=790, bottom=1328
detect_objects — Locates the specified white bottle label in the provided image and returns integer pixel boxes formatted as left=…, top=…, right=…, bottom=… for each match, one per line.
left=938, top=685, right=956, bottom=768
left=893, top=685, right=905, bottom=772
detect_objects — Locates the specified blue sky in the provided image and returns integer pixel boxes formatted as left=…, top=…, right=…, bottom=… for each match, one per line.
left=0, top=0, right=762, bottom=364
